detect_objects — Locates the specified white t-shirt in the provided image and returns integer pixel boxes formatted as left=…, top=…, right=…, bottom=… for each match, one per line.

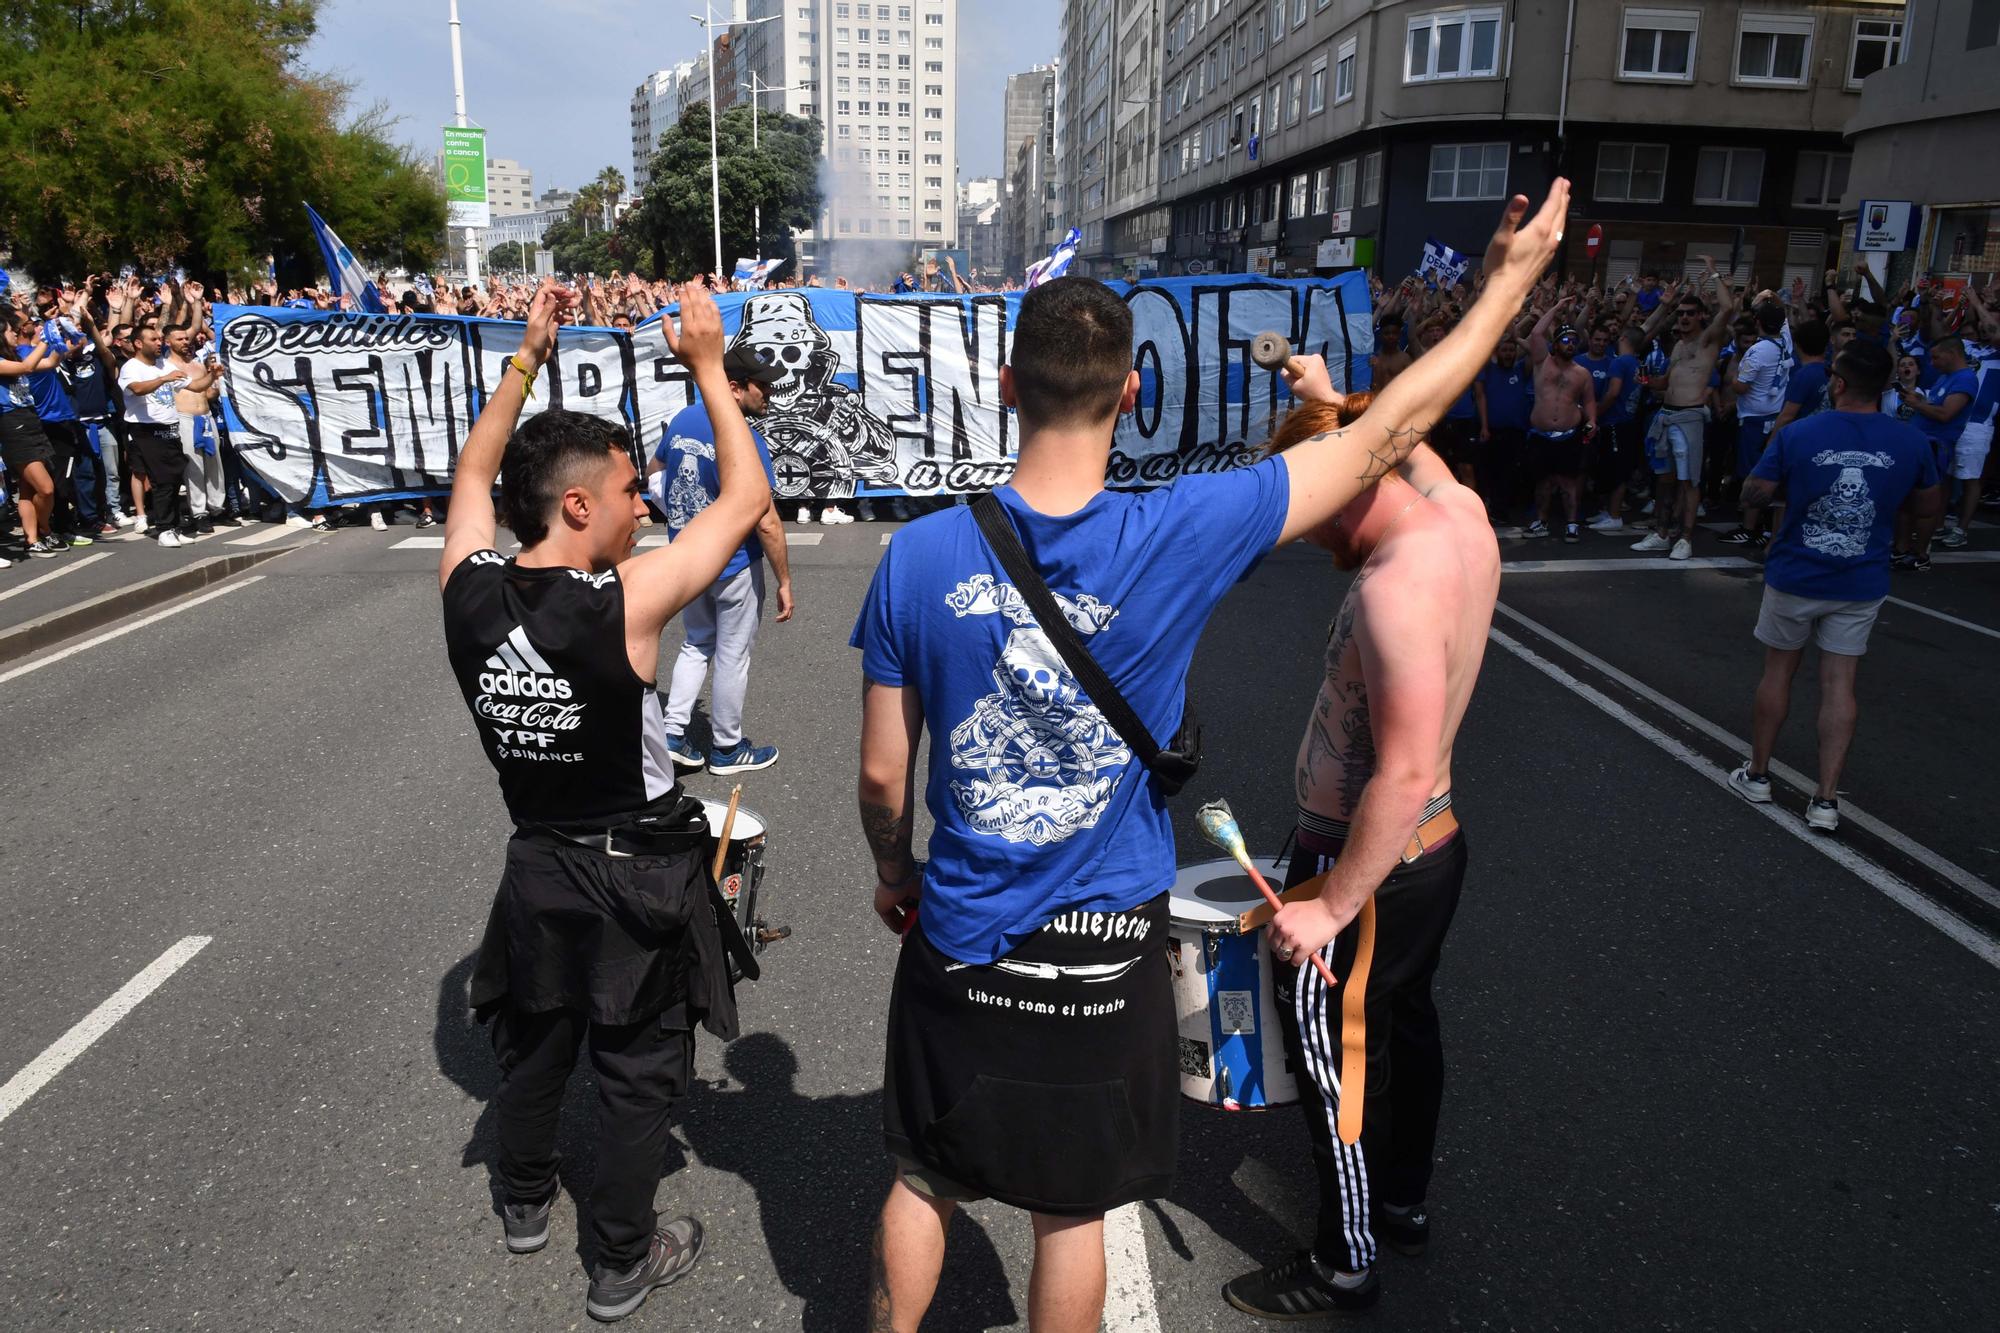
left=118, top=354, right=184, bottom=427
left=1735, top=338, right=1790, bottom=418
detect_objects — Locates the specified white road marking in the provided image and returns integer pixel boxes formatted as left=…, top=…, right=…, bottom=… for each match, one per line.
left=0, top=552, right=111, bottom=604
left=1932, top=550, right=2000, bottom=564
left=1102, top=1203, right=1165, bottom=1332
left=1885, top=596, right=2000, bottom=642
left=226, top=524, right=300, bottom=547
left=0, top=577, right=263, bottom=686
left=637, top=533, right=671, bottom=547
left=1501, top=556, right=1758, bottom=574
left=788, top=533, right=824, bottom=546
left=1495, top=603, right=2000, bottom=919
left=0, top=935, right=213, bottom=1125
left=392, top=536, right=445, bottom=549
left=881, top=532, right=894, bottom=545
left=1490, top=628, right=2000, bottom=968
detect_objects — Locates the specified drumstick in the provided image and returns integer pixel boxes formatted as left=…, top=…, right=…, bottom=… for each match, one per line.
left=711, top=784, right=742, bottom=882
left=1250, top=330, right=1306, bottom=379
left=1194, top=800, right=1338, bottom=988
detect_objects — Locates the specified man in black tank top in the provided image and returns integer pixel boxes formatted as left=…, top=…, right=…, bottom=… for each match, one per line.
left=438, top=280, right=770, bottom=1323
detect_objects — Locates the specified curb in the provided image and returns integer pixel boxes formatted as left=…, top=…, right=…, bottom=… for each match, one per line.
left=0, top=545, right=302, bottom=667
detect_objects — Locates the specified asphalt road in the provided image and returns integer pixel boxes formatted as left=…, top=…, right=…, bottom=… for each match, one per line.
left=1, top=517, right=1996, bottom=1331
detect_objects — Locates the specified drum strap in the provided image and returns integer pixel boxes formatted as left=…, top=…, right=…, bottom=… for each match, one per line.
left=1335, top=898, right=1377, bottom=1146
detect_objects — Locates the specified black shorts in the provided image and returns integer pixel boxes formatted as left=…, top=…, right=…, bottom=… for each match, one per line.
left=884, top=893, right=1178, bottom=1215
left=1591, top=418, right=1647, bottom=491
left=0, top=410, right=54, bottom=477
left=1526, top=426, right=1587, bottom=479
left=1430, top=416, right=1478, bottom=472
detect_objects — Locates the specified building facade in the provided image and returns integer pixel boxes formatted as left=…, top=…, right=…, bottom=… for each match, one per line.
left=630, top=64, right=698, bottom=190
left=1842, top=0, right=1999, bottom=289
left=1057, top=1, right=1117, bottom=269
left=1002, top=65, right=1061, bottom=279
left=1116, top=0, right=1897, bottom=287
left=486, top=158, right=535, bottom=217
left=959, top=176, right=1006, bottom=275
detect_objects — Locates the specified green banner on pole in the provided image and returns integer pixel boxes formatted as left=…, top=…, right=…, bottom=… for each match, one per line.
left=442, top=127, right=489, bottom=228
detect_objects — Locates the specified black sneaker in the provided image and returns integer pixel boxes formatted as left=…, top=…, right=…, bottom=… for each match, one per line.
left=1750, top=532, right=1769, bottom=550
left=1890, top=552, right=1916, bottom=572
left=1912, top=553, right=1932, bottom=573
left=416, top=511, right=438, bottom=529
left=27, top=536, right=63, bottom=559
left=1223, top=1250, right=1379, bottom=1319
left=1373, top=1202, right=1429, bottom=1257
left=1562, top=522, right=1580, bottom=544
left=1719, top=528, right=1754, bottom=545
left=586, top=1217, right=703, bottom=1322
left=196, top=515, right=215, bottom=534
left=501, top=1192, right=556, bottom=1254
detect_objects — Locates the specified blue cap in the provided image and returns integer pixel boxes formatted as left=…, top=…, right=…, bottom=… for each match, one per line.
left=0, top=269, right=10, bottom=294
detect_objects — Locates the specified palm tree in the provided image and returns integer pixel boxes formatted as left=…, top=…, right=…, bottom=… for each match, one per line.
left=593, top=167, right=626, bottom=232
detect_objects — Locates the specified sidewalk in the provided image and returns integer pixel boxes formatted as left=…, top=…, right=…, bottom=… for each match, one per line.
left=0, top=521, right=324, bottom=663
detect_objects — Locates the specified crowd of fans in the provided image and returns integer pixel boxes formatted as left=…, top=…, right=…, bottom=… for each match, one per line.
left=4, top=258, right=1992, bottom=571
left=1363, top=263, right=1999, bottom=568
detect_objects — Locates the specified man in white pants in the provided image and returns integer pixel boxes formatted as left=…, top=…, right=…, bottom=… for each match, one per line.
left=165, top=326, right=231, bottom=532
left=649, top=346, right=794, bottom=775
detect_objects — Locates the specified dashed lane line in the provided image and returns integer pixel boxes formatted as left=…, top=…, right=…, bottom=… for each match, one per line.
left=0, top=936, right=213, bottom=1125
left=1884, top=595, right=2000, bottom=643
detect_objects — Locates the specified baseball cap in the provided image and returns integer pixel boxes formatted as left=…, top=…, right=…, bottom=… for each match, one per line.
left=722, top=345, right=786, bottom=385
left=1554, top=324, right=1582, bottom=348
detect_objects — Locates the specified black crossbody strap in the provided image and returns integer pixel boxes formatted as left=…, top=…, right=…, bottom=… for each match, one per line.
left=971, top=494, right=1163, bottom=768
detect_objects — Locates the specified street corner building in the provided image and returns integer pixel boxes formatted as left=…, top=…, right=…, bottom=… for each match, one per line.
left=1064, top=0, right=1906, bottom=290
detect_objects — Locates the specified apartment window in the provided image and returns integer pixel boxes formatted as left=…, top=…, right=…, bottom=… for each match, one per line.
left=1250, top=186, right=1264, bottom=224
left=858, top=52, right=871, bottom=67
left=1271, top=0, right=1284, bottom=43
left=924, top=106, right=942, bottom=119
left=1793, top=150, right=1851, bottom=207
left=837, top=123, right=851, bottom=138
left=859, top=219, right=873, bottom=233
left=898, top=100, right=911, bottom=114
left=924, top=83, right=942, bottom=95
left=1248, top=93, right=1262, bottom=137
left=925, top=59, right=942, bottom=71
left=1268, top=80, right=1282, bottom=127
left=1335, top=36, right=1357, bottom=102
left=1428, top=142, right=1508, bottom=201
left=1406, top=8, right=1503, bottom=82
left=924, top=36, right=942, bottom=48
left=1289, top=172, right=1309, bottom=217
left=836, top=25, right=849, bottom=41
left=924, top=153, right=941, bottom=164
left=1335, top=157, right=1357, bottom=210
left=1976, top=1, right=2000, bottom=49
left=1619, top=6, right=1697, bottom=80
left=1231, top=103, right=1246, bottom=146
left=1312, top=167, right=1331, bottom=213
left=1736, top=12, right=1813, bottom=86
left=924, top=11, right=942, bottom=22
left=898, top=78, right=911, bottom=92
left=877, top=28, right=889, bottom=42
left=1287, top=70, right=1304, bottom=122
left=897, top=29, right=910, bottom=45
left=1254, top=14, right=1266, bottom=53
left=1361, top=149, right=1382, bottom=206
left=925, top=175, right=942, bottom=187
left=857, top=26, right=869, bottom=42
left=836, top=2, right=849, bottom=14
left=897, top=150, right=910, bottom=163
left=836, top=51, right=850, bottom=67
left=926, top=221, right=943, bottom=233
left=1292, top=0, right=1307, bottom=26
left=1236, top=18, right=1249, bottom=64
left=924, top=129, right=941, bottom=141
left=1308, top=56, right=1328, bottom=113
left=898, top=4, right=910, bottom=16
left=1594, top=142, right=1668, bottom=202
left=1694, top=146, right=1764, bottom=204
left=1848, top=16, right=1903, bottom=86
left=836, top=76, right=851, bottom=91
left=897, top=195, right=911, bottom=211
left=899, top=219, right=912, bottom=236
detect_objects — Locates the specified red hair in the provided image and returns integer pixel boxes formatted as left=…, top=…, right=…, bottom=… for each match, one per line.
left=1262, top=392, right=1374, bottom=457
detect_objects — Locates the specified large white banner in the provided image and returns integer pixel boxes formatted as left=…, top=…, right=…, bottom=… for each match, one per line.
left=213, top=273, right=1373, bottom=506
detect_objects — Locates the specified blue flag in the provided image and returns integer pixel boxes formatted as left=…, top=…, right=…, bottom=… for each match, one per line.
left=304, top=202, right=386, bottom=314
left=1025, top=228, right=1081, bottom=289
left=1416, top=236, right=1471, bottom=287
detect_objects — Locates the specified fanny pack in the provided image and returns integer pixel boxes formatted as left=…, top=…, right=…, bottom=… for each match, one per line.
left=971, top=494, right=1202, bottom=797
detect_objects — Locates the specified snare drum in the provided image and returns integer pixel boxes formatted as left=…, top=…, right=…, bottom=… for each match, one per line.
left=701, top=800, right=772, bottom=975
left=1168, top=857, right=1297, bottom=1110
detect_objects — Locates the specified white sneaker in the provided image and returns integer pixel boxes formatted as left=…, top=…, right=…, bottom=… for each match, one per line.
left=284, top=512, right=311, bottom=529
left=1805, top=799, right=1840, bottom=832
left=1728, top=763, right=1773, bottom=804
left=1492, top=524, right=1525, bottom=539
left=1588, top=513, right=1624, bottom=532
left=157, top=530, right=182, bottom=547
left=1697, top=502, right=1709, bottom=518
left=111, top=509, right=133, bottom=528
left=1630, top=532, right=1671, bottom=552
left=826, top=506, right=854, bottom=525
left=0, top=553, right=11, bottom=568
left=1640, top=499, right=1656, bottom=517
left=1669, top=537, right=1693, bottom=561
left=369, top=510, right=388, bottom=531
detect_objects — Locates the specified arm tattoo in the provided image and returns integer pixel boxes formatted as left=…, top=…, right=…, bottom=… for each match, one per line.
left=867, top=1220, right=895, bottom=1332
left=1359, top=424, right=1430, bottom=484
left=860, top=797, right=913, bottom=874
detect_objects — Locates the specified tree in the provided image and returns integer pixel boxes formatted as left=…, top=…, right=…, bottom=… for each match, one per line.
left=629, top=103, right=824, bottom=279
left=0, top=0, right=446, bottom=284
left=542, top=213, right=619, bottom=278
left=486, top=240, right=529, bottom=273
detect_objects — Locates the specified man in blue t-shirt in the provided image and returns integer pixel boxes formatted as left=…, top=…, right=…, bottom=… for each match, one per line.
left=1727, top=341, right=1941, bottom=832
left=1937, top=353, right=1999, bottom=547
left=1584, top=322, right=1642, bottom=530
left=1472, top=336, right=1533, bottom=527
left=852, top=187, right=1568, bottom=1326
left=1894, top=336, right=1977, bottom=559
left=646, top=346, right=790, bottom=775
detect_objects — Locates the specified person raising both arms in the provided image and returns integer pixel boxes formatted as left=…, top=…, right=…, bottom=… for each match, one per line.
left=1632, top=257, right=1736, bottom=560
left=1522, top=297, right=1597, bottom=543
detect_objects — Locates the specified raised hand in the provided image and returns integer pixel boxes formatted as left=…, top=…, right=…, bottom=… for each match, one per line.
left=661, top=280, right=725, bottom=372
left=1482, top=179, right=1569, bottom=301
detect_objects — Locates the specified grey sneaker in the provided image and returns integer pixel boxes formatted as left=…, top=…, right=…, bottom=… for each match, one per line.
left=1805, top=798, right=1840, bottom=832
left=502, top=1192, right=555, bottom=1254
left=1728, top=763, right=1773, bottom=805
left=587, top=1217, right=703, bottom=1322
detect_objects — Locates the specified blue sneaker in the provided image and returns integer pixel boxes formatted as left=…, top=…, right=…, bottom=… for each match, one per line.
left=708, top=740, right=778, bottom=775
left=666, top=734, right=705, bottom=771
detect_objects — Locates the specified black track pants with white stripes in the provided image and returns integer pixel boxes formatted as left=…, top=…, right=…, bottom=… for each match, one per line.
left=1273, top=831, right=1468, bottom=1272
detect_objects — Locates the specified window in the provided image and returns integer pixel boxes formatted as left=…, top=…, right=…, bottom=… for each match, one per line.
left=1976, top=1, right=2000, bottom=49
left=837, top=99, right=852, bottom=114
left=1694, top=146, right=1764, bottom=204
left=836, top=2, right=849, bottom=14
left=1848, top=16, right=1903, bottom=85
left=923, top=129, right=941, bottom=141
left=1250, top=187, right=1264, bottom=224
left=1619, top=6, right=1697, bottom=80
left=898, top=219, right=912, bottom=236
left=1793, top=150, right=1851, bottom=207
left=1254, top=14, right=1266, bottom=53
left=876, top=171, right=890, bottom=187
left=897, top=195, right=911, bottom=211
left=1594, top=142, right=1668, bottom=202
left=898, top=100, right=910, bottom=114
left=855, top=26, right=867, bottom=41
left=1271, top=0, right=1284, bottom=43
left=924, top=82, right=942, bottom=95
left=836, top=51, right=850, bottom=67
left=837, top=123, right=851, bottom=138
left=1289, top=173, right=1309, bottom=218
left=898, top=4, right=910, bottom=16
left=1334, top=157, right=1357, bottom=210
left=1287, top=70, right=1304, bottom=122
left=1428, top=142, right=1508, bottom=201
left=877, top=28, right=889, bottom=42
left=1312, top=167, right=1331, bottom=213
left=923, top=106, right=942, bottom=119
left=897, top=150, right=910, bottom=163
left=1248, top=93, right=1261, bottom=137
left=1335, top=36, right=1357, bottom=102
left=1308, top=56, right=1328, bottom=113
left=924, top=36, right=942, bottom=48
left=1736, top=12, right=1813, bottom=85
left=1361, top=149, right=1382, bottom=206
left=1406, top=8, right=1503, bottom=82
left=926, top=221, right=942, bottom=234
left=923, top=152, right=941, bottom=164
left=925, top=59, right=942, bottom=71
left=836, top=25, right=849, bottom=41
left=1292, top=0, right=1307, bottom=26
left=925, top=175, right=941, bottom=187
left=925, top=10, right=942, bottom=22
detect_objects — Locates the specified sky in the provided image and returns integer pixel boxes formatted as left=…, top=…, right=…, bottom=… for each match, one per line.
left=305, top=0, right=1060, bottom=196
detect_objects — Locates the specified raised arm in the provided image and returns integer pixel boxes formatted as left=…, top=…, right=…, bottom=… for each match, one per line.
left=1274, top=182, right=1568, bottom=545
left=439, top=279, right=575, bottom=587
left=1528, top=297, right=1563, bottom=363
left=1701, top=262, right=1735, bottom=349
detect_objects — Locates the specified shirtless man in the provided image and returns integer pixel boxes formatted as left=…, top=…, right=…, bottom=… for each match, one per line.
left=1223, top=398, right=1500, bottom=1318
left=1524, top=299, right=1597, bottom=542
left=1632, top=257, right=1735, bottom=559
left=1370, top=319, right=1413, bottom=387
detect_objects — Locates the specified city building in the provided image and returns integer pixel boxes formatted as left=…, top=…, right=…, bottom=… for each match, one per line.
left=1118, top=0, right=1898, bottom=286
left=1106, top=0, right=1166, bottom=277
left=631, top=64, right=698, bottom=190
left=1002, top=65, right=1060, bottom=279
left=959, top=176, right=1005, bottom=275
left=486, top=158, right=535, bottom=217
left=1842, top=0, right=1998, bottom=288
left=1056, top=1, right=1116, bottom=272
left=741, top=0, right=822, bottom=116
left=478, top=207, right=565, bottom=262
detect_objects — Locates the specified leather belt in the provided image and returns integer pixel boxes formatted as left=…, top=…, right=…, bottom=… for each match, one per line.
left=1233, top=805, right=1460, bottom=935
left=523, top=822, right=703, bottom=859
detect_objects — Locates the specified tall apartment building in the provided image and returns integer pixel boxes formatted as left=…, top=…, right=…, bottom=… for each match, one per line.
left=1056, top=1, right=1117, bottom=270
left=959, top=176, right=1006, bottom=274
left=484, top=159, right=535, bottom=217
left=631, top=64, right=698, bottom=190
left=1122, top=0, right=1898, bottom=286
left=1106, top=0, right=1167, bottom=275
left=1002, top=65, right=1060, bottom=278
left=1842, top=0, right=1998, bottom=288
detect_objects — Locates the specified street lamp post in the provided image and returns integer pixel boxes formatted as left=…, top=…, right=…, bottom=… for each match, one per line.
left=448, top=0, right=480, bottom=288
left=739, top=72, right=811, bottom=258
left=692, top=6, right=781, bottom=279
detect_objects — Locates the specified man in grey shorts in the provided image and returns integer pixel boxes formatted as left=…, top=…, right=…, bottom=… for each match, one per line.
left=1726, top=342, right=1941, bottom=831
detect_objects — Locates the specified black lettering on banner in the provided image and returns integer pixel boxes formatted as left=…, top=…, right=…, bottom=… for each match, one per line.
left=577, top=362, right=602, bottom=399
left=241, top=356, right=322, bottom=462
left=331, top=358, right=390, bottom=458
